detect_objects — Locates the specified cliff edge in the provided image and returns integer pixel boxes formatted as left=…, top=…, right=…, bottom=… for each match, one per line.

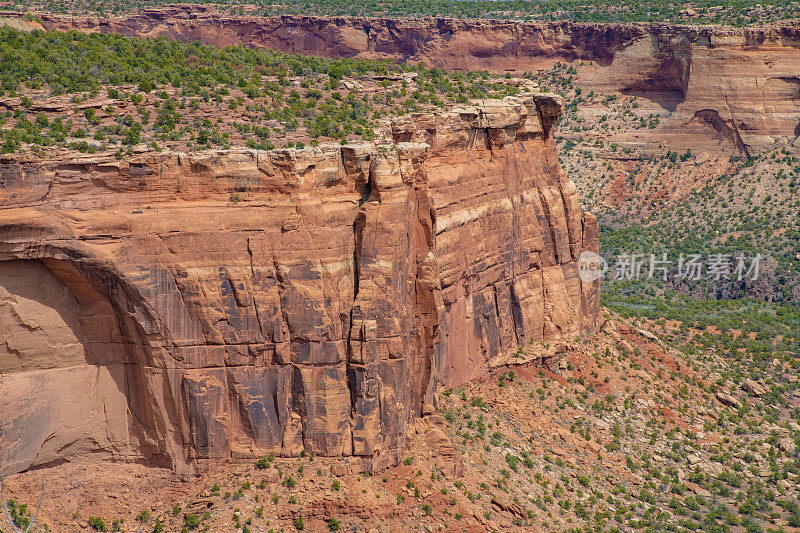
left=0, top=93, right=598, bottom=475
left=29, top=7, right=800, bottom=155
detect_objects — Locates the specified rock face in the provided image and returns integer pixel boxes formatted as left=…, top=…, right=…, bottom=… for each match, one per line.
left=33, top=7, right=800, bottom=155
left=0, top=95, right=598, bottom=475
left=583, top=25, right=800, bottom=155
left=34, top=7, right=644, bottom=69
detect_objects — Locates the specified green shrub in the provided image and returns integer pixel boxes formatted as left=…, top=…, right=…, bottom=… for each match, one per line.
left=88, top=517, right=107, bottom=531
left=183, top=514, right=200, bottom=530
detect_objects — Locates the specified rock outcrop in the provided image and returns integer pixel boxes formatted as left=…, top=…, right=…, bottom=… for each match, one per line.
left=29, top=7, right=800, bottom=155
left=0, top=95, right=598, bottom=475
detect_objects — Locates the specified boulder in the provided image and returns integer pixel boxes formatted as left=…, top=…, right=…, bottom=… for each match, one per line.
left=715, top=392, right=741, bottom=409
left=778, top=437, right=797, bottom=456
left=702, top=462, right=723, bottom=478
left=742, top=378, right=767, bottom=397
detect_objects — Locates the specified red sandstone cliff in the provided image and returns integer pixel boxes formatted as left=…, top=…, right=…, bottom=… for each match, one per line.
left=0, top=94, right=598, bottom=475
left=28, top=6, right=800, bottom=155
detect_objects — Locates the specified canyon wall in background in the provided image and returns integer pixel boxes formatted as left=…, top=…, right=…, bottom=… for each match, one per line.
left=0, top=95, right=599, bottom=475
left=32, top=6, right=800, bottom=155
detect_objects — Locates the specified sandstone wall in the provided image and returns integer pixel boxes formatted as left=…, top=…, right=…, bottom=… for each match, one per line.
left=0, top=95, right=598, bottom=475
left=31, top=7, right=800, bottom=154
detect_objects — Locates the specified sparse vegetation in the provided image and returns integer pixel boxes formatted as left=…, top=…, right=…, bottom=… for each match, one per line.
left=1, top=5, right=798, bottom=533
left=88, top=517, right=107, bottom=531
left=0, top=27, right=526, bottom=157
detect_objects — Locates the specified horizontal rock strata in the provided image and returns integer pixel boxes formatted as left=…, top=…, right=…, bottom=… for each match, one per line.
left=30, top=7, right=800, bottom=154
left=0, top=95, right=598, bottom=474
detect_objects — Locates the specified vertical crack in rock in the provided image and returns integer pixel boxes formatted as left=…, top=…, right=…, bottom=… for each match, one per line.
left=246, top=236, right=265, bottom=342
left=344, top=143, right=373, bottom=456
left=289, top=365, right=306, bottom=452
left=270, top=250, right=290, bottom=350
left=410, top=181, right=439, bottom=414
left=346, top=209, right=366, bottom=446
left=246, top=237, right=256, bottom=278
left=352, top=213, right=365, bottom=300
left=536, top=186, right=561, bottom=265
left=508, top=281, right=525, bottom=345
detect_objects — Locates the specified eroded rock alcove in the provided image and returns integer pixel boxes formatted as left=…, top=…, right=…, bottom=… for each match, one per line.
left=0, top=256, right=180, bottom=475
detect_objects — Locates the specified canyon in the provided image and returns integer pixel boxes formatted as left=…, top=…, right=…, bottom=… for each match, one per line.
left=0, top=8, right=798, bottom=532
left=0, top=92, right=599, bottom=476
left=30, top=5, right=800, bottom=156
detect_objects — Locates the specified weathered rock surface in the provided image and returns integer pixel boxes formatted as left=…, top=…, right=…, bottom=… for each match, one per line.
left=588, top=25, right=800, bottom=155
left=778, top=437, right=796, bottom=456
left=715, top=391, right=742, bottom=408
left=742, top=378, right=767, bottom=397
left=31, top=6, right=800, bottom=155
left=0, top=95, right=598, bottom=475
